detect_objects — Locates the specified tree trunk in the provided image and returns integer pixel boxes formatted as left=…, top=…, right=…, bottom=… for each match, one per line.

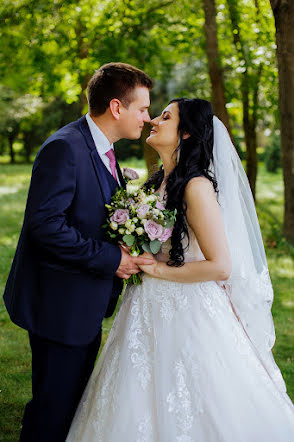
left=244, top=65, right=262, bottom=199
left=23, top=132, right=32, bottom=163
left=245, top=119, right=258, bottom=198
left=241, top=72, right=254, bottom=192
left=270, top=0, right=294, bottom=243
left=8, top=134, right=15, bottom=164
left=142, top=123, right=159, bottom=177
left=226, top=0, right=260, bottom=198
left=0, top=140, right=5, bottom=156
left=79, top=73, right=91, bottom=115
left=203, top=0, right=232, bottom=138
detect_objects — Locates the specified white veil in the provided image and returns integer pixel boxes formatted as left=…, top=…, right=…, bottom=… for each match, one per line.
left=212, top=116, right=286, bottom=393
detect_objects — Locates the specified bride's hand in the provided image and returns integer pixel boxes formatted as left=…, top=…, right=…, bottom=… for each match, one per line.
left=138, top=252, right=160, bottom=277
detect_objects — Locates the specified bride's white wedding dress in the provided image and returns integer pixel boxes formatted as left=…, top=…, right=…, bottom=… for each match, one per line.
left=66, top=225, right=294, bottom=442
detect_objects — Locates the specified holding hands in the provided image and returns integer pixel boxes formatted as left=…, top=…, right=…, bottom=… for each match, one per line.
left=137, top=252, right=161, bottom=278
left=116, top=246, right=156, bottom=280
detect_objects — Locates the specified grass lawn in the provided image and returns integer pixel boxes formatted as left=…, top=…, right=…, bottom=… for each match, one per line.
left=0, top=161, right=293, bottom=441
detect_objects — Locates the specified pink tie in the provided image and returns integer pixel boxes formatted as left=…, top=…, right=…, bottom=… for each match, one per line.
left=105, top=148, right=117, bottom=181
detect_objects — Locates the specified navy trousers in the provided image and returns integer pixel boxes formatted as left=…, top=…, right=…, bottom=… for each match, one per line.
left=19, top=330, right=102, bottom=442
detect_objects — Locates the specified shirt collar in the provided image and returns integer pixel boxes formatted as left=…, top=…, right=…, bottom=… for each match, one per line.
left=85, top=113, right=114, bottom=155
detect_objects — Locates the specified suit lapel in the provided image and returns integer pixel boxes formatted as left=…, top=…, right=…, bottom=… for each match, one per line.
left=90, top=151, right=113, bottom=204
left=78, top=116, right=114, bottom=204
left=79, top=116, right=127, bottom=198
left=116, top=160, right=126, bottom=189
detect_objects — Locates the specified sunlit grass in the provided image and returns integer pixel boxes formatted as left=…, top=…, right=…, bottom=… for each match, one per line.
left=0, top=162, right=293, bottom=440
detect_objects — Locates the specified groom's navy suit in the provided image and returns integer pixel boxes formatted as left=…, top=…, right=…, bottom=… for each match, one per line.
left=3, top=115, right=125, bottom=441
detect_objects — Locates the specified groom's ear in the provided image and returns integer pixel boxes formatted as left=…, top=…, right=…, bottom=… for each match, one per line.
left=109, top=99, right=121, bottom=120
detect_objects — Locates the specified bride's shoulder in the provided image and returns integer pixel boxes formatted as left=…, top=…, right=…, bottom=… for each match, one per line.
left=184, top=177, right=219, bottom=230
left=184, top=176, right=215, bottom=200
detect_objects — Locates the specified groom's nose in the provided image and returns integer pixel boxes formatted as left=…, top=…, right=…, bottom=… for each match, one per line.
left=144, top=111, right=151, bottom=123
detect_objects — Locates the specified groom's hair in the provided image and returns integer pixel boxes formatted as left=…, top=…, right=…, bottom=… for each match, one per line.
left=87, top=62, right=153, bottom=116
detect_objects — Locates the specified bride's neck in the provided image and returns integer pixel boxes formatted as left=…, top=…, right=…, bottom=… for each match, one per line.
left=160, top=152, right=177, bottom=182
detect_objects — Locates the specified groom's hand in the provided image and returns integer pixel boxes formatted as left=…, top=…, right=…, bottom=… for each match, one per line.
left=116, top=245, right=155, bottom=279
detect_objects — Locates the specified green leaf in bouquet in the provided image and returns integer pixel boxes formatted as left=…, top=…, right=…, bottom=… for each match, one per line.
left=142, top=242, right=152, bottom=254
left=150, top=239, right=161, bottom=254
left=123, top=234, right=135, bottom=246
left=154, top=218, right=165, bottom=226
left=164, top=219, right=174, bottom=228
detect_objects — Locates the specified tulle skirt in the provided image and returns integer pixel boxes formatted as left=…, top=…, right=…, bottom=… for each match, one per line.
left=66, top=275, right=294, bottom=441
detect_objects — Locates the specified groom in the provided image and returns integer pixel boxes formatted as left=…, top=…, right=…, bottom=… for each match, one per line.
left=3, top=62, right=154, bottom=441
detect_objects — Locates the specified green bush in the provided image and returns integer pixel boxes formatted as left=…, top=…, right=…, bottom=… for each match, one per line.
left=264, top=133, right=281, bottom=173
left=115, top=139, right=143, bottom=160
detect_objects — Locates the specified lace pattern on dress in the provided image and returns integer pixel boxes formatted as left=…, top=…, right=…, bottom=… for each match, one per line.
left=166, top=359, right=194, bottom=442
left=198, top=281, right=227, bottom=319
left=153, top=279, right=189, bottom=322
left=91, top=345, right=120, bottom=438
left=127, top=285, right=153, bottom=391
left=166, top=342, right=204, bottom=441
left=70, top=343, right=120, bottom=442
left=136, top=414, right=154, bottom=442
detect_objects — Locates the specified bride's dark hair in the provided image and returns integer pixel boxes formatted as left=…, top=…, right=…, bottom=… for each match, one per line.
left=144, top=98, right=217, bottom=266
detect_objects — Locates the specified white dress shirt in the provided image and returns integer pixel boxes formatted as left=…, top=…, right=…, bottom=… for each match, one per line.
left=85, top=113, right=120, bottom=185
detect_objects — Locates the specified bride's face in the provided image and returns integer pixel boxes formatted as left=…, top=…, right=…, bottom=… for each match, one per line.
left=146, top=102, right=180, bottom=155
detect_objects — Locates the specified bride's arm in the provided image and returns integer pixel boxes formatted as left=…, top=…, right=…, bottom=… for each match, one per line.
left=139, top=177, right=232, bottom=283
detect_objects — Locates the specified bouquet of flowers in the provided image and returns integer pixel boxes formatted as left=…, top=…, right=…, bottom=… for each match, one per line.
left=103, top=168, right=177, bottom=284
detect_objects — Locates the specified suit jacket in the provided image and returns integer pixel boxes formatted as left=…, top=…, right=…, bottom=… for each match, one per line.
left=3, top=116, right=126, bottom=345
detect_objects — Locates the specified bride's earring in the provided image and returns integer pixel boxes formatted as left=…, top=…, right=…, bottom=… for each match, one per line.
left=176, top=136, right=181, bottom=165
left=177, top=148, right=180, bottom=165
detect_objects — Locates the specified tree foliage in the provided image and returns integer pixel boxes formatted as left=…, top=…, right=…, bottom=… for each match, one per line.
left=1, top=1, right=292, bottom=241
left=0, top=0, right=279, bottom=168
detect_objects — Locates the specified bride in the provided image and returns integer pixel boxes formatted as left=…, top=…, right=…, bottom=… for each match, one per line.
left=66, top=98, right=294, bottom=441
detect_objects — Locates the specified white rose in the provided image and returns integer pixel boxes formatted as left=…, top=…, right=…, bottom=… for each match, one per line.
left=125, top=229, right=131, bottom=235
left=110, top=221, right=118, bottom=230
left=128, top=224, right=135, bottom=233
left=146, top=195, right=156, bottom=203
left=118, top=228, right=125, bottom=234
left=153, top=208, right=160, bottom=216
left=125, top=220, right=132, bottom=229
left=133, top=217, right=138, bottom=223
left=140, top=196, right=148, bottom=204
left=141, top=219, right=148, bottom=225
left=136, top=227, right=144, bottom=235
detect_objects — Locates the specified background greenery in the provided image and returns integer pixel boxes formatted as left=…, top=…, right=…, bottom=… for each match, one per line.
left=0, top=160, right=293, bottom=441
left=0, top=0, right=279, bottom=168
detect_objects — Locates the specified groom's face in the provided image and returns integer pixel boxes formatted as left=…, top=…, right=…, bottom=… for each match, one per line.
left=119, top=86, right=151, bottom=139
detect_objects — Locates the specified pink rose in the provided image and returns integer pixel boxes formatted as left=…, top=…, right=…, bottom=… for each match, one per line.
left=155, top=200, right=165, bottom=210
left=137, top=204, right=150, bottom=219
left=158, top=226, right=173, bottom=242
left=110, top=209, right=129, bottom=225
left=122, top=167, right=139, bottom=180
left=144, top=219, right=164, bottom=241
